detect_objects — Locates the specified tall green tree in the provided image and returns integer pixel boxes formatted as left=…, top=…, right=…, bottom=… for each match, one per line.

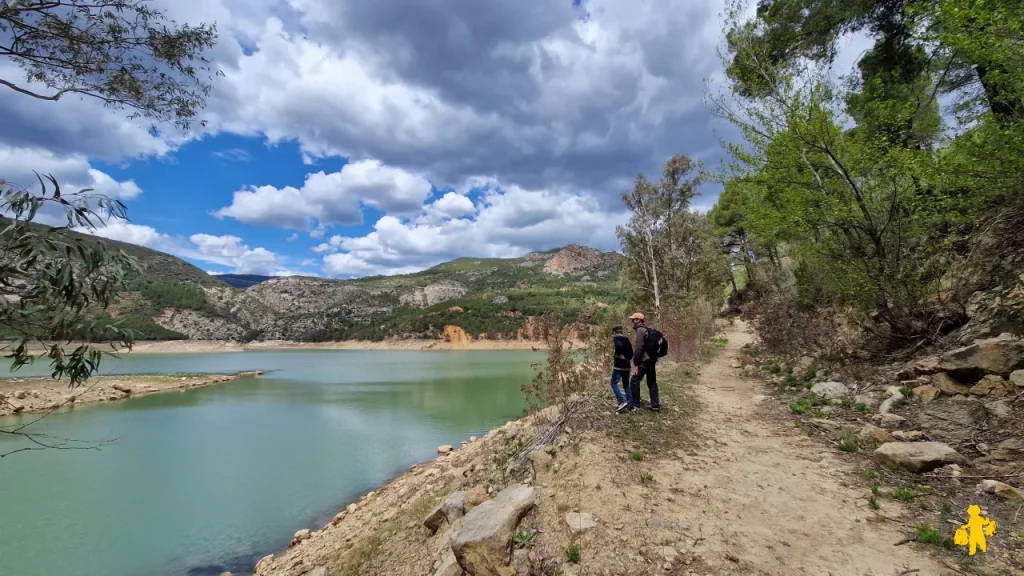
left=618, top=155, right=729, bottom=315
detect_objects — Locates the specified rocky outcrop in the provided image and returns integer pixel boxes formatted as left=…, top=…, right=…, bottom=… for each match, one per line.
left=543, top=245, right=606, bottom=275
left=936, top=335, right=1024, bottom=381
left=400, top=281, right=469, bottom=308
left=873, top=442, right=966, bottom=472
left=930, top=373, right=970, bottom=395
left=911, top=385, right=940, bottom=403
left=154, top=308, right=248, bottom=340
left=451, top=484, right=536, bottom=576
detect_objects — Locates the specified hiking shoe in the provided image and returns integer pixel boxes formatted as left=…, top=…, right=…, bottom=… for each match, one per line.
left=616, top=402, right=628, bottom=411
left=616, top=404, right=634, bottom=414
left=649, top=405, right=661, bottom=412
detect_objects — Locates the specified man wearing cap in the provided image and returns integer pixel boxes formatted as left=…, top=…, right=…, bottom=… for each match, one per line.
left=618, top=312, right=660, bottom=413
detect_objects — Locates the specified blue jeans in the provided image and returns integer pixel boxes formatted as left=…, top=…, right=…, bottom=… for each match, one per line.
left=610, top=369, right=630, bottom=404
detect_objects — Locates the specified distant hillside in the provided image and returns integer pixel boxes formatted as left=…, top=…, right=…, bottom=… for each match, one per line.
left=62, top=233, right=625, bottom=342
left=215, top=274, right=273, bottom=289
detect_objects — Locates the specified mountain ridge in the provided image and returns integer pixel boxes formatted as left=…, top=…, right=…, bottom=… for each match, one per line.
left=85, top=236, right=623, bottom=342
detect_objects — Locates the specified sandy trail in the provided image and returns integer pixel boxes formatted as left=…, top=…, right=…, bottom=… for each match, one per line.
left=636, top=321, right=952, bottom=575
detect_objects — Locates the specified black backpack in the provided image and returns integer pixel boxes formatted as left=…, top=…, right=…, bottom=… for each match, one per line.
left=644, top=328, right=669, bottom=359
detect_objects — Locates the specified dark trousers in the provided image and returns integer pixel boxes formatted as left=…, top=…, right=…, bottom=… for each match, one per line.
left=629, top=360, right=659, bottom=408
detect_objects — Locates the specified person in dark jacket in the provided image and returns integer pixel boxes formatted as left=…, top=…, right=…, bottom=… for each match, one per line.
left=619, top=312, right=660, bottom=413
left=610, top=326, right=633, bottom=409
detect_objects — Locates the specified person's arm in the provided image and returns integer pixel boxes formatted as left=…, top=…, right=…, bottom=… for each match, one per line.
left=632, top=328, right=645, bottom=368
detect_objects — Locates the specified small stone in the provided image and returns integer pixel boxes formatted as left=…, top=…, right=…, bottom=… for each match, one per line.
left=464, top=485, right=489, bottom=510
left=346, top=503, right=358, bottom=514
left=751, top=394, right=770, bottom=405
left=438, top=445, right=454, bottom=454
left=331, top=512, right=345, bottom=525
left=892, top=430, right=924, bottom=441
left=854, top=394, right=877, bottom=408
left=469, top=436, right=478, bottom=442
left=13, top=390, right=26, bottom=399
left=875, top=414, right=906, bottom=428
left=254, top=555, right=274, bottom=572
left=661, top=546, right=679, bottom=563
left=289, top=529, right=311, bottom=547
left=985, top=400, right=1011, bottom=419
left=565, top=512, right=597, bottom=535
left=858, top=425, right=894, bottom=446
left=971, top=375, right=1014, bottom=398
left=1010, top=369, right=1024, bottom=389
left=810, top=381, right=848, bottom=400
left=911, top=385, right=941, bottom=403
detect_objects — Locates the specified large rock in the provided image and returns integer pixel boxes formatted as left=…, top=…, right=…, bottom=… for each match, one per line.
left=452, top=484, right=537, bottom=576
left=438, top=445, right=455, bottom=454
left=918, top=400, right=986, bottom=441
left=971, top=375, right=1014, bottom=397
left=424, top=491, right=466, bottom=534
left=810, top=381, right=848, bottom=400
left=931, top=373, right=971, bottom=395
left=937, top=336, right=1024, bottom=381
left=978, top=479, right=1024, bottom=503
left=873, top=442, right=966, bottom=473
left=564, top=512, right=597, bottom=536
left=911, top=385, right=941, bottom=403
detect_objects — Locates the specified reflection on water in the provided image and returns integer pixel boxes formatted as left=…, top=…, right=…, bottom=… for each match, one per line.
left=0, top=349, right=538, bottom=576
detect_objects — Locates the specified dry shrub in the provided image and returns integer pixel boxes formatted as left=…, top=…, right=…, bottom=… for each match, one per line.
left=656, top=297, right=717, bottom=363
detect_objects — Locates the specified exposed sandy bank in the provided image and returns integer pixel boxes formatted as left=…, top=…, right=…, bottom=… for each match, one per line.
left=0, top=370, right=263, bottom=417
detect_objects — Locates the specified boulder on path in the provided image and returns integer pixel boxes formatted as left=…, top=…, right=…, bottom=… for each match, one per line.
left=874, top=442, right=966, bottom=473
left=970, top=375, right=1014, bottom=397
left=424, top=491, right=466, bottom=534
left=810, top=381, right=848, bottom=400
left=452, top=484, right=536, bottom=576
left=930, top=373, right=971, bottom=395
left=911, top=385, right=941, bottom=403
left=937, top=336, right=1024, bottom=381
left=564, top=512, right=597, bottom=536
left=977, top=479, right=1024, bottom=503
left=858, top=425, right=894, bottom=447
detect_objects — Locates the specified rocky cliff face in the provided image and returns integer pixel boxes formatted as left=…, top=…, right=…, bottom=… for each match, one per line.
left=399, top=280, right=469, bottom=308
left=543, top=244, right=613, bottom=275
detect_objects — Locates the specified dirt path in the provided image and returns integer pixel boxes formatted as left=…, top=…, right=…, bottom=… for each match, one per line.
left=253, top=320, right=961, bottom=576
left=633, top=321, right=953, bottom=575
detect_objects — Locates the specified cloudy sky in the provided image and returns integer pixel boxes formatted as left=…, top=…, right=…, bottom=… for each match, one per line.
left=1, top=0, right=755, bottom=278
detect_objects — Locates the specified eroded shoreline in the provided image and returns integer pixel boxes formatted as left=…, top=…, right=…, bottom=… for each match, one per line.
left=0, top=370, right=264, bottom=417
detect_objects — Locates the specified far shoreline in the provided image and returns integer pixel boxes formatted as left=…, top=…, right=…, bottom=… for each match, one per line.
left=120, top=338, right=550, bottom=354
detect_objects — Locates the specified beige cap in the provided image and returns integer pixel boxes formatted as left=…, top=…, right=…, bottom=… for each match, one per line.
left=628, top=312, right=645, bottom=320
